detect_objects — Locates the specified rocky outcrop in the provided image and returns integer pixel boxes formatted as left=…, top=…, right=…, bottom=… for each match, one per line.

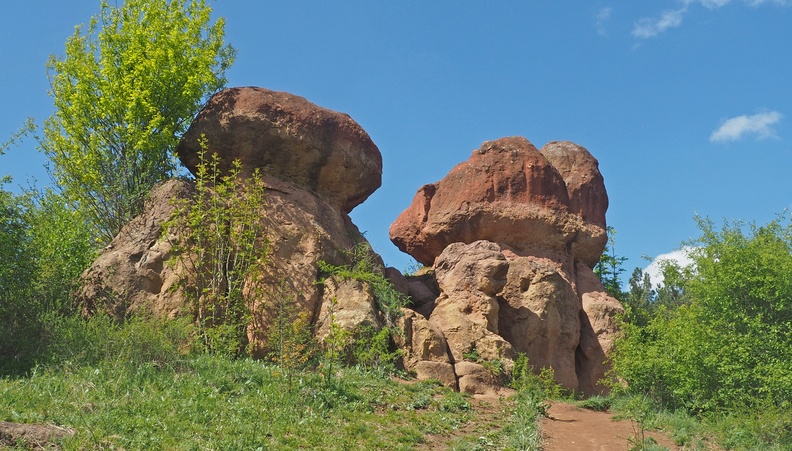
left=176, top=87, right=382, bottom=214
left=389, top=137, right=607, bottom=267
left=394, top=308, right=457, bottom=388
left=77, top=86, right=621, bottom=396
left=391, top=137, right=622, bottom=395
left=79, top=88, right=387, bottom=356
left=79, top=179, right=192, bottom=320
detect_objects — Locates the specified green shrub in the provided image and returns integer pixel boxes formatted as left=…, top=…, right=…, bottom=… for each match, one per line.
left=167, top=145, right=268, bottom=357
left=0, top=182, right=95, bottom=376
left=351, top=325, right=402, bottom=374
left=578, top=395, right=612, bottom=412
left=510, top=353, right=565, bottom=400
left=611, top=214, right=792, bottom=413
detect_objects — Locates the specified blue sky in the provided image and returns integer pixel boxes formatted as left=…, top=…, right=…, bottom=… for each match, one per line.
left=1, top=1, right=790, bottom=281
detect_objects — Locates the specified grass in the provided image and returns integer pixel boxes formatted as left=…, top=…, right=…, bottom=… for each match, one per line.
left=1, top=356, right=488, bottom=450
left=0, top=312, right=548, bottom=451
left=20, top=314, right=791, bottom=450
left=604, top=393, right=792, bottom=450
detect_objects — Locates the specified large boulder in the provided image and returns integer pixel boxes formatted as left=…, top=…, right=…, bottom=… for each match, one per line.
left=430, top=241, right=515, bottom=364
left=79, top=179, right=192, bottom=320
left=390, top=137, right=622, bottom=396
left=78, top=174, right=383, bottom=356
left=80, top=87, right=387, bottom=356
left=394, top=308, right=457, bottom=388
left=176, top=87, right=382, bottom=214
left=389, top=137, right=607, bottom=267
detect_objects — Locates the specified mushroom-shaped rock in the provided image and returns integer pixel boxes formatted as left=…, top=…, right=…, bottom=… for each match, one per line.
left=176, top=87, right=382, bottom=213
left=389, top=136, right=607, bottom=267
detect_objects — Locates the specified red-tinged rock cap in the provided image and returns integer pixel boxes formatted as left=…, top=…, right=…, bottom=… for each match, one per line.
left=176, top=87, right=382, bottom=213
left=541, top=141, right=608, bottom=228
left=390, top=136, right=608, bottom=266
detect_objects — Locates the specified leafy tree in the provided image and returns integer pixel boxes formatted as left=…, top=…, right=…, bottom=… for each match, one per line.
left=611, top=214, right=792, bottom=412
left=622, top=267, right=655, bottom=327
left=594, top=226, right=627, bottom=299
left=40, top=0, right=235, bottom=243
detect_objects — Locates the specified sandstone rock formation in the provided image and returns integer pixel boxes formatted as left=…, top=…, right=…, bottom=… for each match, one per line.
left=80, top=88, right=386, bottom=356
left=390, top=137, right=622, bottom=395
left=389, top=137, right=607, bottom=267
left=78, top=86, right=621, bottom=396
left=176, top=87, right=382, bottom=214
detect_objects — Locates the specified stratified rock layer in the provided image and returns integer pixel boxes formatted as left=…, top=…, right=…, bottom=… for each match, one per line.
left=176, top=87, right=382, bottom=213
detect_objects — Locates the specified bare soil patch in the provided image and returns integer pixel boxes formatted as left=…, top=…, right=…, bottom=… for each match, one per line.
left=0, top=421, right=74, bottom=449
left=541, top=401, right=681, bottom=451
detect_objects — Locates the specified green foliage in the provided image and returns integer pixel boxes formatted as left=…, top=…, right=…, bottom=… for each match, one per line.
left=594, top=226, right=627, bottom=299
left=462, top=346, right=481, bottom=363
left=319, top=297, right=352, bottom=384
left=43, top=314, right=193, bottom=370
left=0, top=181, right=95, bottom=375
left=351, top=325, right=402, bottom=373
left=39, top=0, right=234, bottom=243
left=510, top=353, right=565, bottom=402
left=622, top=267, right=655, bottom=327
left=24, top=188, right=97, bottom=311
left=611, top=213, right=792, bottom=414
left=317, top=242, right=409, bottom=378
left=0, top=350, right=489, bottom=449
left=0, top=118, right=34, bottom=155
left=167, top=147, right=268, bottom=357
left=0, top=180, right=36, bottom=373
left=266, top=285, right=314, bottom=390
left=577, top=395, right=612, bottom=412
left=461, top=345, right=505, bottom=377
left=618, top=395, right=659, bottom=450
left=318, top=242, right=410, bottom=328
left=501, top=389, right=546, bottom=451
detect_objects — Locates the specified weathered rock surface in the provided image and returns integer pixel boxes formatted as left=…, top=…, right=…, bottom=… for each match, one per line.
left=431, top=241, right=516, bottom=364
left=79, top=179, right=192, bottom=320
left=176, top=87, right=382, bottom=214
left=389, top=136, right=607, bottom=267
left=80, top=87, right=388, bottom=356
left=394, top=308, right=456, bottom=388
left=575, top=263, right=624, bottom=395
left=541, top=141, right=608, bottom=228
left=391, top=137, right=622, bottom=396
left=78, top=174, right=383, bottom=355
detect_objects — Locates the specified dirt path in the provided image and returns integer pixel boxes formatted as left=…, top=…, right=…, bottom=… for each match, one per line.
left=541, top=402, right=681, bottom=451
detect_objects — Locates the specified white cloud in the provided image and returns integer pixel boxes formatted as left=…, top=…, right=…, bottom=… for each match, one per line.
left=643, top=247, right=696, bottom=288
left=746, top=0, right=790, bottom=5
left=595, top=7, right=612, bottom=36
left=632, top=7, right=687, bottom=39
left=693, top=0, right=733, bottom=8
left=633, top=0, right=788, bottom=40
left=710, top=111, right=783, bottom=142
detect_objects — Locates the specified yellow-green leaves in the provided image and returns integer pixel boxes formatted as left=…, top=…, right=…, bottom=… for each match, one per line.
left=167, top=146, right=267, bottom=358
left=41, top=0, right=235, bottom=243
